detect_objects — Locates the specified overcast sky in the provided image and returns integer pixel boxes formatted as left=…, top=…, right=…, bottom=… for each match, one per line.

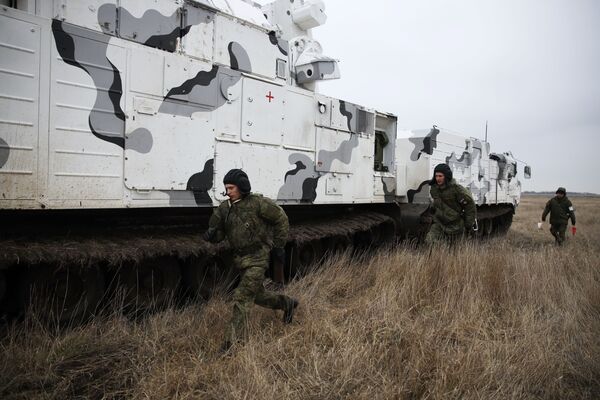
left=264, top=0, right=600, bottom=193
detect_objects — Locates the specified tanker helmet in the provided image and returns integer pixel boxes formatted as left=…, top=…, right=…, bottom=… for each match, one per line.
left=223, top=169, right=251, bottom=194
left=431, top=163, right=453, bottom=185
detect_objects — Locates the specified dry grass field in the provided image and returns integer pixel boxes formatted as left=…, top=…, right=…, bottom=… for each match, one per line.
left=1, top=196, right=599, bottom=399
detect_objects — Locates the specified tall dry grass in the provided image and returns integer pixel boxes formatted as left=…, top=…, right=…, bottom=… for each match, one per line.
left=1, top=196, right=599, bottom=399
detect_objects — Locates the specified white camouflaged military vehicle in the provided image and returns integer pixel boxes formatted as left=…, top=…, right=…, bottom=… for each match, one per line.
left=0, top=0, right=529, bottom=319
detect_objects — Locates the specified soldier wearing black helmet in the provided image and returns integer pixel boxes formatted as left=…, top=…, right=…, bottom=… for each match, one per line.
left=426, top=163, right=477, bottom=244
left=203, top=169, right=298, bottom=352
left=541, top=187, right=576, bottom=246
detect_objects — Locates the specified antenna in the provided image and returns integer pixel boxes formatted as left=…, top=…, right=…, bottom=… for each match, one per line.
left=485, top=120, right=488, bottom=142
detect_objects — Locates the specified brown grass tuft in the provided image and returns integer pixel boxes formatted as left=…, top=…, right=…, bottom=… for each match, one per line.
left=1, top=196, right=599, bottom=399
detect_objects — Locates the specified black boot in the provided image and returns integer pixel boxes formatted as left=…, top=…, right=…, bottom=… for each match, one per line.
left=282, top=297, right=299, bottom=324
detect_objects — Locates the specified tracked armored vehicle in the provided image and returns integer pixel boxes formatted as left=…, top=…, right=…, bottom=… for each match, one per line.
left=0, top=0, right=529, bottom=320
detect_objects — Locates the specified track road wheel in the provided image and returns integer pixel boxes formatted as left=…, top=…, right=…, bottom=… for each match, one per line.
left=18, top=264, right=105, bottom=323
left=326, top=235, right=353, bottom=257
left=378, top=221, right=396, bottom=245
left=292, top=241, right=323, bottom=275
left=118, top=257, right=181, bottom=310
left=182, top=255, right=231, bottom=300
left=482, top=218, right=494, bottom=237
left=473, top=219, right=484, bottom=239
left=354, top=229, right=375, bottom=251
left=369, top=226, right=383, bottom=245
left=496, top=213, right=513, bottom=235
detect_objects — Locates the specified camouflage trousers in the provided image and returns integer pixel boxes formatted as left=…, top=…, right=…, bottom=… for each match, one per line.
left=225, top=250, right=287, bottom=344
left=425, top=222, right=464, bottom=245
left=550, top=223, right=567, bottom=245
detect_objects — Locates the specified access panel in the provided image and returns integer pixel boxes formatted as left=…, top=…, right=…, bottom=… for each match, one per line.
left=241, top=78, right=284, bottom=146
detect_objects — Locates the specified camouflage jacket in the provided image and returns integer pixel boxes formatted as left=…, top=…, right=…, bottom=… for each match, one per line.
left=208, top=193, right=289, bottom=254
left=542, top=196, right=575, bottom=226
left=429, top=179, right=477, bottom=234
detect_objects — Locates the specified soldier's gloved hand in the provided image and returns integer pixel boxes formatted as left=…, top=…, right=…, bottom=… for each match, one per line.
left=203, top=227, right=216, bottom=242
left=272, top=247, right=286, bottom=265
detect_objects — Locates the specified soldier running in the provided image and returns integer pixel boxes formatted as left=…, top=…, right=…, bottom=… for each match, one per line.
left=541, top=187, right=576, bottom=246
left=203, top=169, right=298, bottom=352
left=426, top=163, right=477, bottom=244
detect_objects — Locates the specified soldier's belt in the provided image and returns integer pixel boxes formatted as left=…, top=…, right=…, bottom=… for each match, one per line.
left=233, top=243, right=266, bottom=256
left=434, top=214, right=462, bottom=225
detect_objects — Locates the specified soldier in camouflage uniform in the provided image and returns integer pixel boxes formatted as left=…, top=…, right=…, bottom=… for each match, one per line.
left=203, top=169, right=298, bottom=352
left=426, top=163, right=477, bottom=244
left=541, top=187, right=576, bottom=246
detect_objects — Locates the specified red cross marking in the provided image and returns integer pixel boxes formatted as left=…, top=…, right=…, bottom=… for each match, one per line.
left=266, top=91, right=274, bottom=102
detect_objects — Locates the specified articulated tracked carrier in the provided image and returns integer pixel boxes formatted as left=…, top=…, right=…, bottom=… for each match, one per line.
left=0, top=0, right=529, bottom=320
